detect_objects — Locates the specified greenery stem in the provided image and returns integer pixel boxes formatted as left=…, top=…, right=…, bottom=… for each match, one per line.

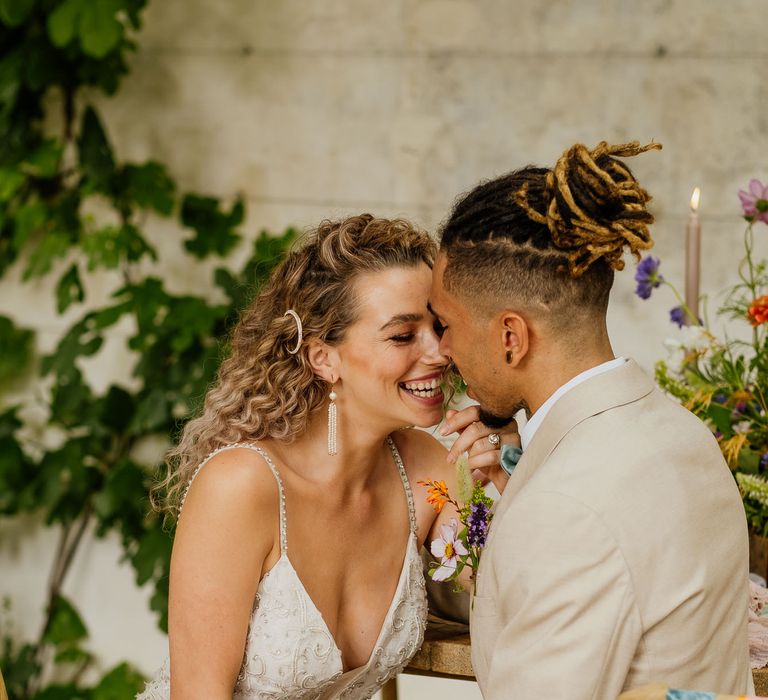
left=29, top=502, right=94, bottom=697
left=62, top=87, right=76, bottom=143
left=663, top=280, right=699, bottom=325
left=744, top=225, right=761, bottom=349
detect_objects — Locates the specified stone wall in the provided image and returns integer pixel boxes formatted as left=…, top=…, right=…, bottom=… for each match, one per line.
left=1, top=2, right=766, bottom=697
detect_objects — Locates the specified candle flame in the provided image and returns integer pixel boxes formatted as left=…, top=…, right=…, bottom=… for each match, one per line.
left=690, top=187, right=701, bottom=212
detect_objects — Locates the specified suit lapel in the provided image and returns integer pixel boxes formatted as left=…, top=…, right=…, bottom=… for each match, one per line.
left=485, top=359, right=655, bottom=545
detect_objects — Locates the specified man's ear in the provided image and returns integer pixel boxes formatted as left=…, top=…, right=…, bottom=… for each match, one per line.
left=307, top=339, right=340, bottom=384
left=499, top=311, right=529, bottom=368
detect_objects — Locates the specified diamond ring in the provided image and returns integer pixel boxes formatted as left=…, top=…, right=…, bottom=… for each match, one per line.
left=488, top=433, right=500, bottom=447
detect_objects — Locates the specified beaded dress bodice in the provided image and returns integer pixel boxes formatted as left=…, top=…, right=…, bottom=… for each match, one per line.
left=137, top=437, right=427, bottom=700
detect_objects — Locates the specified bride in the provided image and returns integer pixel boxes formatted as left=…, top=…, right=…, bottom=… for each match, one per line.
left=138, top=214, right=514, bottom=700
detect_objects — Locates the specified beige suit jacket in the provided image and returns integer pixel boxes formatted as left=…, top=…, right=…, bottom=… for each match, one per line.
left=470, top=360, right=753, bottom=699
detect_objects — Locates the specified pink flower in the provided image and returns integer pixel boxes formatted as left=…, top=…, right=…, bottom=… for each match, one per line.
left=429, top=519, right=469, bottom=581
left=739, top=179, right=768, bottom=225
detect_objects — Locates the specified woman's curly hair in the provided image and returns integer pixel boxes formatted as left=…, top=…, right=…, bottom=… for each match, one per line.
left=156, top=214, right=436, bottom=518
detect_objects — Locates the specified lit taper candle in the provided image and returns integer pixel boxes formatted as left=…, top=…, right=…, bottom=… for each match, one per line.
left=685, top=187, right=701, bottom=324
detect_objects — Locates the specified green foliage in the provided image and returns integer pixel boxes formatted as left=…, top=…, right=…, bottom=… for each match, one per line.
left=0, top=314, right=34, bottom=382
left=48, top=0, right=129, bottom=59
left=649, top=218, right=768, bottom=534
left=1, top=597, right=143, bottom=699
left=90, top=663, right=146, bottom=699
left=181, top=194, right=244, bottom=258
left=43, top=597, right=88, bottom=646
left=0, top=1, right=297, bottom=697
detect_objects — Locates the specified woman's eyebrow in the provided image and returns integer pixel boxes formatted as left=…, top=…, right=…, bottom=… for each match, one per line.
left=379, top=313, right=423, bottom=331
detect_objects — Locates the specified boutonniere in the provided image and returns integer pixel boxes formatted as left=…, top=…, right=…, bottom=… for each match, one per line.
left=418, top=455, right=494, bottom=592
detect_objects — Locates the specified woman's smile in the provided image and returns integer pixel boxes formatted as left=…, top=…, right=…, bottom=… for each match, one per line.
left=398, top=371, right=445, bottom=408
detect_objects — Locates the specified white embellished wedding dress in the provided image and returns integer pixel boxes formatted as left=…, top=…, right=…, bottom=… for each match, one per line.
left=137, top=437, right=427, bottom=700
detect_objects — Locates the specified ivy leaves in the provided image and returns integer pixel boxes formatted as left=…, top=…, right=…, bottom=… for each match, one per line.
left=48, top=0, right=131, bottom=59
left=1, top=1, right=300, bottom=696
left=181, top=194, right=244, bottom=258
left=0, top=0, right=36, bottom=27
left=77, top=106, right=116, bottom=189
left=0, top=315, right=33, bottom=383
left=1, top=595, right=144, bottom=699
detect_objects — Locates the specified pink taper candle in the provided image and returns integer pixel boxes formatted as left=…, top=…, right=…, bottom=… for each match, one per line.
left=685, top=187, right=701, bottom=324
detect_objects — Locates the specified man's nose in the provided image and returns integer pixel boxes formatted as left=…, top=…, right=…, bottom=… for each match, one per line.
left=437, top=336, right=451, bottom=360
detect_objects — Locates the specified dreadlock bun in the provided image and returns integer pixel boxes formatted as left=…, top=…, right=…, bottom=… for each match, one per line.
left=516, top=140, right=662, bottom=277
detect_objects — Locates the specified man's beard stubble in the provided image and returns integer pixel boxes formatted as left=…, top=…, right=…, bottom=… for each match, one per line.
left=478, top=400, right=529, bottom=429
left=450, top=361, right=529, bottom=429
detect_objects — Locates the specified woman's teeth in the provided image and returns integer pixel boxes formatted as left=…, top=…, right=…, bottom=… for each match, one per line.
left=401, top=378, right=441, bottom=398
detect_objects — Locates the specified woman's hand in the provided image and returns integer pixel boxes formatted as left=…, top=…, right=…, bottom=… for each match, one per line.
left=440, top=405, right=520, bottom=494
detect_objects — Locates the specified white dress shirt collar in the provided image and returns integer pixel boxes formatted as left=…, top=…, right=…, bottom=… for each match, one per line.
left=519, top=357, right=627, bottom=451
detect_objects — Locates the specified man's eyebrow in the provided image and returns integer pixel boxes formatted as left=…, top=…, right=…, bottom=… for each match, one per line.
left=379, top=313, right=423, bottom=331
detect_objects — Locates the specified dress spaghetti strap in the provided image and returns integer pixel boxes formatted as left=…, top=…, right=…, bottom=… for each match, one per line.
left=386, top=436, right=417, bottom=536
left=178, top=443, right=288, bottom=555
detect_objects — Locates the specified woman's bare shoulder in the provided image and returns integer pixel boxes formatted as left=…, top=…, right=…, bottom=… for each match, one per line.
left=178, top=445, right=281, bottom=527
left=391, top=428, right=451, bottom=481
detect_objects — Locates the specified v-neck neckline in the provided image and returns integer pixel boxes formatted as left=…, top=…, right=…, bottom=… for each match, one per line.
left=259, top=530, right=416, bottom=674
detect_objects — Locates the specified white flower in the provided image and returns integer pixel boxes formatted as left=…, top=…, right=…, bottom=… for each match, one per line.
left=663, top=325, right=715, bottom=372
left=733, top=420, right=752, bottom=434
left=429, top=519, right=468, bottom=582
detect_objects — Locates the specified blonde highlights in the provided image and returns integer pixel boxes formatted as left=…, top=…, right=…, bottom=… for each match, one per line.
left=516, top=140, right=661, bottom=277
left=156, top=214, right=435, bottom=518
left=439, top=139, right=662, bottom=327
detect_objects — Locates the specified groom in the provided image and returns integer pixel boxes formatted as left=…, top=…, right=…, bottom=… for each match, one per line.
left=431, top=141, right=753, bottom=698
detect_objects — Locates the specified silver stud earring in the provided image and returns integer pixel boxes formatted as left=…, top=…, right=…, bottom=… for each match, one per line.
left=328, top=386, right=338, bottom=456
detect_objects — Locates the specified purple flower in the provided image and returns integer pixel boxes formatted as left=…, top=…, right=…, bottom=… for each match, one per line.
left=761, top=452, right=768, bottom=470
left=714, top=394, right=727, bottom=404
left=634, top=256, right=664, bottom=300
left=739, top=179, right=768, bottom=225
left=669, top=306, right=686, bottom=328
left=467, top=502, right=490, bottom=548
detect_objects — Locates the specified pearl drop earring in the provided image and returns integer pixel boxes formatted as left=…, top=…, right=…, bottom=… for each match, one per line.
left=328, top=387, right=338, bottom=455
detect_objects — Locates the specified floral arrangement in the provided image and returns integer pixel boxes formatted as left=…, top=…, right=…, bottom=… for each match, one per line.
left=635, top=179, right=768, bottom=534
left=418, top=455, right=494, bottom=590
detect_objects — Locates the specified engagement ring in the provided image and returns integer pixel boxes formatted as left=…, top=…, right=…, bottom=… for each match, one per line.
left=488, top=433, right=500, bottom=447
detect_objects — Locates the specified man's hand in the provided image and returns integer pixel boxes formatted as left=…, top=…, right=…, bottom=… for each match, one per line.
left=440, top=405, right=520, bottom=494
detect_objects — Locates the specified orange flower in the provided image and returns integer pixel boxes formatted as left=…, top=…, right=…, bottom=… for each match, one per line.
left=748, top=295, right=768, bottom=326
left=417, top=479, right=450, bottom=513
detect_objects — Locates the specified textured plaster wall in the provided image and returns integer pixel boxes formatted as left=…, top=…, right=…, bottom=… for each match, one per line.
left=1, top=2, right=767, bottom=697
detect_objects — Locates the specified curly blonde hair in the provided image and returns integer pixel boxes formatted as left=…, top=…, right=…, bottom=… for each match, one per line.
left=157, top=214, right=436, bottom=518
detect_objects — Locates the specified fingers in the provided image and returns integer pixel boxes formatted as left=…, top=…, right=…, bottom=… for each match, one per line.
left=470, top=463, right=510, bottom=495
left=466, top=449, right=501, bottom=471
left=500, top=422, right=522, bottom=449
left=446, top=419, right=492, bottom=463
left=468, top=435, right=500, bottom=458
left=439, top=405, right=481, bottom=436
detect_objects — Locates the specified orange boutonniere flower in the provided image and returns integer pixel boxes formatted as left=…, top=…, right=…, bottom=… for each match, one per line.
left=748, top=295, right=768, bottom=326
left=417, top=479, right=451, bottom=513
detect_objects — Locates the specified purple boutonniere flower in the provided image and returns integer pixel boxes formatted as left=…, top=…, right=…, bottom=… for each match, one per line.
left=467, top=502, right=490, bottom=548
